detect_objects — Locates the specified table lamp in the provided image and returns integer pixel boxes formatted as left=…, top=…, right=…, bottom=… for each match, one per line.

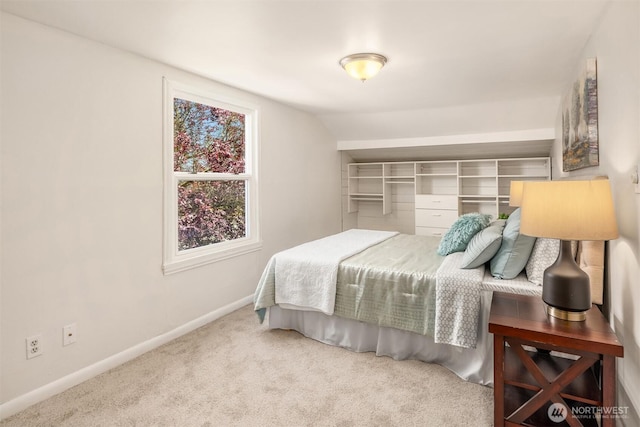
left=509, top=181, right=524, bottom=207
left=519, top=179, right=619, bottom=321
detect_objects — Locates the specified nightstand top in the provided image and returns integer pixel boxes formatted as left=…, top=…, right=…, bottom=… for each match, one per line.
left=489, top=292, right=623, bottom=357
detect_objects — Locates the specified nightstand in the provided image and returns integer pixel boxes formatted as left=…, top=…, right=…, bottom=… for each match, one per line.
left=489, top=292, right=624, bottom=427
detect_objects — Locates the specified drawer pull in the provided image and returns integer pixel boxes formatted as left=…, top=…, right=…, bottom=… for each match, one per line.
left=432, top=213, right=442, bottom=216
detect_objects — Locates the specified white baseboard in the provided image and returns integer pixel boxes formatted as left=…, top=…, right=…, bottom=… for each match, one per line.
left=0, top=295, right=254, bottom=420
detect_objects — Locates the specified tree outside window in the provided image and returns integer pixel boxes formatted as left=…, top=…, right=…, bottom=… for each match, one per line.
left=174, top=98, right=246, bottom=250
left=163, top=80, right=260, bottom=274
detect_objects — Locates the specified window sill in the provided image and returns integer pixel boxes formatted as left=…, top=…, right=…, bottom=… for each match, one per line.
left=163, top=241, right=262, bottom=275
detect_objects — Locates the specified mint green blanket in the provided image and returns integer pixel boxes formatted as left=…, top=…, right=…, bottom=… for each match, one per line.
left=254, top=234, right=445, bottom=337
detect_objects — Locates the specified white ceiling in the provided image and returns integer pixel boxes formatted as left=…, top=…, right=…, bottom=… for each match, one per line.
left=1, top=0, right=610, bottom=158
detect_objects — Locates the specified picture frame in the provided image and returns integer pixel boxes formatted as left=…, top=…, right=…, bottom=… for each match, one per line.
left=562, top=58, right=599, bottom=172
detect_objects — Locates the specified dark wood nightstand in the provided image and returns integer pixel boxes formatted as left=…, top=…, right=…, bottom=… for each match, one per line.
left=489, top=292, right=624, bottom=427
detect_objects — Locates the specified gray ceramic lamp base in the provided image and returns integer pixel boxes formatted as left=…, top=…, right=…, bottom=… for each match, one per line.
left=541, top=240, right=591, bottom=322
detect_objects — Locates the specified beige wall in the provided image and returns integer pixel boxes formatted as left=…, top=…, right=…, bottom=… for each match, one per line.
left=551, top=2, right=640, bottom=424
left=0, top=12, right=341, bottom=408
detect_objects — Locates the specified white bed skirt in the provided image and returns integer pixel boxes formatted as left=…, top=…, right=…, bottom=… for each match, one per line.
left=268, top=290, right=495, bottom=386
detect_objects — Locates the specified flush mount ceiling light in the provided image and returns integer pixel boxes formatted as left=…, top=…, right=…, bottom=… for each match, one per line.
left=339, top=53, right=387, bottom=82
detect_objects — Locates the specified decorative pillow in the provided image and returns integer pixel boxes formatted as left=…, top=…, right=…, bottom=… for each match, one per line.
left=525, top=238, right=560, bottom=285
left=489, top=208, right=537, bottom=279
left=460, top=220, right=506, bottom=269
left=437, top=213, right=492, bottom=256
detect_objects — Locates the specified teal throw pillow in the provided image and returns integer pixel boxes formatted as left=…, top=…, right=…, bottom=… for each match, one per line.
left=437, top=213, right=492, bottom=256
left=461, top=220, right=506, bottom=269
left=490, top=208, right=537, bottom=279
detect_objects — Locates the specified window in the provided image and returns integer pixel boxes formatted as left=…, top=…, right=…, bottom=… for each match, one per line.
left=163, top=79, right=260, bottom=274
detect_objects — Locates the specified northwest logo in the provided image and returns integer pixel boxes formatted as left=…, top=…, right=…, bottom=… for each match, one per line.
left=548, top=403, right=568, bottom=423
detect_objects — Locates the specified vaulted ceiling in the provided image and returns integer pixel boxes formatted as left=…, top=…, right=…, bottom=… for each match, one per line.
left=1, top=0, right=611, bottom=157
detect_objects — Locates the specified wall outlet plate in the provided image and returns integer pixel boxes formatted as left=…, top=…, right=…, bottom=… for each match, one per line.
left=63, top=323, right=77, bottom=346
left=26, top=334, right=43, bottom=359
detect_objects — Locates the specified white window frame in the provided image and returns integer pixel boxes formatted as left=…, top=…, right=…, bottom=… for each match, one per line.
left=163, top=78, right=261, bottom=274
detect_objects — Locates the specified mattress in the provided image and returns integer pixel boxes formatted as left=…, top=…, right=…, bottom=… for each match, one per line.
left=481, top=271, right=542, bottom=296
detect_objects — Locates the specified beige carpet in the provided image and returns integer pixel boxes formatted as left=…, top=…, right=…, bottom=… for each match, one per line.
left=2, top=305, right=493, bottom=426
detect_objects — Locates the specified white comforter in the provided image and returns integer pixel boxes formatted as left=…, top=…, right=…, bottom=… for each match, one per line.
left=270, top=229, right=398, bottom=315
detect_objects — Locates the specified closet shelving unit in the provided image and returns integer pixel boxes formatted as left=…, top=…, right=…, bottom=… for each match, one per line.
left=383, top=162, right=415, bottom=215
left=347, top=163, right=385, bottom=214
left=414, top=161, right=459, bottom=236
left=496, top=158, right=551, bottom=211
left=458, top=159, right=500, bottom=216
left=347, top=157, right=550, bottom=234
left=348, top=162, right=418, bottom=215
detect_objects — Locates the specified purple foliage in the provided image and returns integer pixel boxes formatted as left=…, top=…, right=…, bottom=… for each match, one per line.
left=173, top=98, right=247, bottom=250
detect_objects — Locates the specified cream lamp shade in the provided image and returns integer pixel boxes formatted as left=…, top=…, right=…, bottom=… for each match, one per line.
left=339, top=53, right=387, bottom=82
left=509, top=181, right=524, bottom=207
left=520, top=179, right=619, bottom=241
left=519, top=178, right=618, bottom=321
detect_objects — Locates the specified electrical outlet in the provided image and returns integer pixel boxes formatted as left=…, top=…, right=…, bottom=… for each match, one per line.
left=26, top=334, right=43, bottom=359
left=63, top=323, right=77, bottom=346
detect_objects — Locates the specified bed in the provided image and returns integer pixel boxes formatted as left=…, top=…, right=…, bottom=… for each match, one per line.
left=253, top=221, right=604, bottom=386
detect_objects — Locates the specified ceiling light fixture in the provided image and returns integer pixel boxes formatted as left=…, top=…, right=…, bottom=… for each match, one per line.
left=339, top=53, right=387, bottom=82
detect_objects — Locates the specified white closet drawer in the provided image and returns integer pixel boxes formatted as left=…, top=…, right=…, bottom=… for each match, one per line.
left=415, top=226, right=448, bottom=238
left=415, top=209, right=458, bottom=228
left=415, top=195, right=458, bottom=210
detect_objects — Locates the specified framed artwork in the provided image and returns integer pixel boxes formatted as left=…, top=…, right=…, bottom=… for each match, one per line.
left=562, top=58, right=599, bottom=172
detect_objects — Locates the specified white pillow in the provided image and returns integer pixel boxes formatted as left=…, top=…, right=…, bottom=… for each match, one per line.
left=525, top=238, right=559, bottom=285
